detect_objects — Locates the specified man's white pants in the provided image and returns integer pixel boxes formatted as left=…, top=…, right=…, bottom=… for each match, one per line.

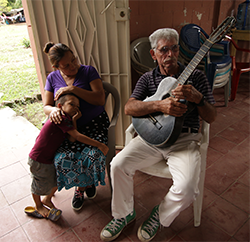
left=110, top=132, right=202, bottom=227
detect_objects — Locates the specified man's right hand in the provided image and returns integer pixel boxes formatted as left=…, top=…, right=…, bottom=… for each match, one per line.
left=160, top=97, right=187, bottom=117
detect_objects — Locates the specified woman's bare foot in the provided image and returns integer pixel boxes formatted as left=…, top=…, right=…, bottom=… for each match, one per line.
left=36, top=204, right=50, bottom=217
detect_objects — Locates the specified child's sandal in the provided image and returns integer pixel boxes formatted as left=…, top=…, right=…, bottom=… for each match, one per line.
left=24, top=206, right=44, bottom=219
left=47, top=208, right=62, bottom=221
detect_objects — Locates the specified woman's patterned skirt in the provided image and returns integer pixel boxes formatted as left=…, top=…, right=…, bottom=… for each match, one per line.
left=54, top=111, right=110, bottom=191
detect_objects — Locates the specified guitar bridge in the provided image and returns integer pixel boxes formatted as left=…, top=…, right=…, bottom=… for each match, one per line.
left=148, top=115, right=162, bottom=130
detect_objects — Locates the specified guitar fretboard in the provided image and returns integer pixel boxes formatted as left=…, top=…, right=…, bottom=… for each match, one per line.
left=170, top=39, right=214, bottom=94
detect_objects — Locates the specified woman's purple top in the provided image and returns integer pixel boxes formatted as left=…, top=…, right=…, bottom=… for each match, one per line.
left=45, top=65, right=105, bottom=127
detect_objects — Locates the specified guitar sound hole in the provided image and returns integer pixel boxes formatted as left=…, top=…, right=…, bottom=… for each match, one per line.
left=148, top=114, right=163, bottom=130
left=162, top=93, right=170, bottom=100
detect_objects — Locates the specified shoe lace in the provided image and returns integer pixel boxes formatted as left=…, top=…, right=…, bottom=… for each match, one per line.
left=143, top=209, right=159, bottom=235
left=74, top=190, right=84, bottom=198
left=107, top=218, right=125, bottom=232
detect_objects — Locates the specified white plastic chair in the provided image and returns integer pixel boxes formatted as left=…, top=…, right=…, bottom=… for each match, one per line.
left=102, top=82, right=121, bottom=187
left=125, top=120, right=210, bottom=227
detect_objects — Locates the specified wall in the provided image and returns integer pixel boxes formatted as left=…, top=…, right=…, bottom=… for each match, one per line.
left=22, top=0, right=45, bottom=101
left=129, top=0, right=248, bottom=88
left=129, top=0, right=242, bottom=41
left=23, top=0, right=249, bottom=98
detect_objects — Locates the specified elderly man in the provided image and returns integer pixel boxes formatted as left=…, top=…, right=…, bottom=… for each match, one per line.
left=100, top=28, right=217, bottom=242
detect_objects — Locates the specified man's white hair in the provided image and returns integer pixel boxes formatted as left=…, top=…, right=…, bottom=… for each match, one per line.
left=149, top=28, right=179, bottom=50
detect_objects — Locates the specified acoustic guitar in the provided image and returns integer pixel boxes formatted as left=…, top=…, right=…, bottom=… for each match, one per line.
left=132, top=16, right=236, bottom=148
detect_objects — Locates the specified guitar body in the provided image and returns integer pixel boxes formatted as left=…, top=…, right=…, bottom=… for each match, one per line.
left=132, top=77, right=195, bottom=148
left=132, top=113, right=184, bottom=148
left=132, top=16, right=235, bottom=148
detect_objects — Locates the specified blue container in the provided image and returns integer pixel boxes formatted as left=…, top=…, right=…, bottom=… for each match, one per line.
left=236, top=0, right=250, bottom=30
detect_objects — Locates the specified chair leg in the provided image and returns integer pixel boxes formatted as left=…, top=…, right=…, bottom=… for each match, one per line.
left=193, top=141, right=208, bottom=227
left=193, top=168, right=206, bottom=227
left=230, top=69, right=241, bottom=101
left=224, top=81, right=230, bottom=107
left=105, top=158, right=112, bottom=194
left=193, top=192, right=203, bottom=227
left=106, top=137, right=114, bottom=194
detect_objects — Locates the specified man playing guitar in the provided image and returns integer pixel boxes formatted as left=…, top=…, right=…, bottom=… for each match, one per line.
left=100, top=28, right=217, bottom=242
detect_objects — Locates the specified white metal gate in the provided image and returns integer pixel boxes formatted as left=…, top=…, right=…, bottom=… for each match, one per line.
left=24, top=0, right=131, bottom=148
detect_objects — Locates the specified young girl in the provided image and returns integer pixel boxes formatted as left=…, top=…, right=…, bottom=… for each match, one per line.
left=25, top=94, right=108, bottom=221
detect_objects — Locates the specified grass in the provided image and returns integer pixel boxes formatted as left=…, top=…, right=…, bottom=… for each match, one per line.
left=0, top=23, right=45, bottom=130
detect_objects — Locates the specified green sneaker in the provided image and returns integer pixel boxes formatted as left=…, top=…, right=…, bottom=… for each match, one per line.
left=137, top=205, right=160, bottom=242
left=100, top=209, right=136, bottom=241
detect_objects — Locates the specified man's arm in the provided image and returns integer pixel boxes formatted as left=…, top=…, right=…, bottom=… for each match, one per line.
left=172, top=84, right=217, bottom=123
left=124, top=97, right=188, bottom=118
left=197, top=101, right=217, bottom=123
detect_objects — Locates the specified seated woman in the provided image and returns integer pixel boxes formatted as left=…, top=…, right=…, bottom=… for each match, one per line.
left=43, top=42, right=110, bottom=210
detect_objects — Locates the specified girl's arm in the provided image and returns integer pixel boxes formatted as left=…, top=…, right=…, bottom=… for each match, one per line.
left=67, top=110, right=82, bottom=142
left=67, top=129, right=109, bottom=155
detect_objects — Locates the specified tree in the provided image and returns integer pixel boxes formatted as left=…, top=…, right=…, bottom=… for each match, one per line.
left=0, top=0, right=23, bottom=15
left=0, top=0, right=22, bottom=14
left=0, top=0, right=9, bottom=13
left=7, top=0, right=22, bottom=10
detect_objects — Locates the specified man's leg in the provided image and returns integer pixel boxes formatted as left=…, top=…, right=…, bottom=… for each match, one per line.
left=101, top=136, right=164, bottom=241
left=159, top=138, right=201, bottom=226
left=111, top=136, right=165, bottom=218
left=138, top=134, right=202, bottom=241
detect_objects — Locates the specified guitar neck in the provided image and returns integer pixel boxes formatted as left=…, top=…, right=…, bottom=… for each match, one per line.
left=177, top=39, right=214, bottom=86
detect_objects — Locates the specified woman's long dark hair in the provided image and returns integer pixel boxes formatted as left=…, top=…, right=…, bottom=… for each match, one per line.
left=43, top=42, right=73, bottom=68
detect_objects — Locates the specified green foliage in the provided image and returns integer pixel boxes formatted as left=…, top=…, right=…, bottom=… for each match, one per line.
left=0, top=0, right=8, bottom=12
left=22, top=37, right=30, bottom=48
left=1, top=0, right=22, bottom=13
left=0, top=24, right=44, bottom=130
left=7, top=0, right=22, bottom=9
left=0, top=24, right=39, bottom=102
left=13, top=101, right=45, bottom=130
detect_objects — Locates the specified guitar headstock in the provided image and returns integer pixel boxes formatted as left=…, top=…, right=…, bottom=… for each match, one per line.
left=209, top=16, right=236, bottom=44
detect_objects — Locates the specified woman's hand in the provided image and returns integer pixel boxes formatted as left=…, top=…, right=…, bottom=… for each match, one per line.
left=49, top=107, right=64, bottom=124
left=54, top=86, right=74, bottom=100
left=98, top=143, right=109, bottom=156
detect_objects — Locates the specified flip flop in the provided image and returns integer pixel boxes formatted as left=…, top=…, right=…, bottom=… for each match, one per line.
left=47, top=208, right=62, bottom=222
left=24, top=206, right=44, bottom=219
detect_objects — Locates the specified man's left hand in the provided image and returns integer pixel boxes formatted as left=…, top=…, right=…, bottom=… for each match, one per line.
left=171, top=84, right=203, bottom=104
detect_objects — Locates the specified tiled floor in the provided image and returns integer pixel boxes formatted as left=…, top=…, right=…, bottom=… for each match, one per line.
left=0, top=74, right=249, bottom=242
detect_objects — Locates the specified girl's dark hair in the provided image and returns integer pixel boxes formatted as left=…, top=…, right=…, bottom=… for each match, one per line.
left=55, top=93, right=78, bottom=106
left=43, top=42, right=73, bottom=68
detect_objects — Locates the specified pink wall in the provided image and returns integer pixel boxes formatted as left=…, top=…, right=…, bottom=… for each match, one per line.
left=129, top=0, right=243, bottom=41
left=129, top=0, right=248, bottom=88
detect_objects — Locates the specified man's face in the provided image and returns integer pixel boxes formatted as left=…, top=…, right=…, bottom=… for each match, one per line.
left=150, top=38, right=179, bottom=76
